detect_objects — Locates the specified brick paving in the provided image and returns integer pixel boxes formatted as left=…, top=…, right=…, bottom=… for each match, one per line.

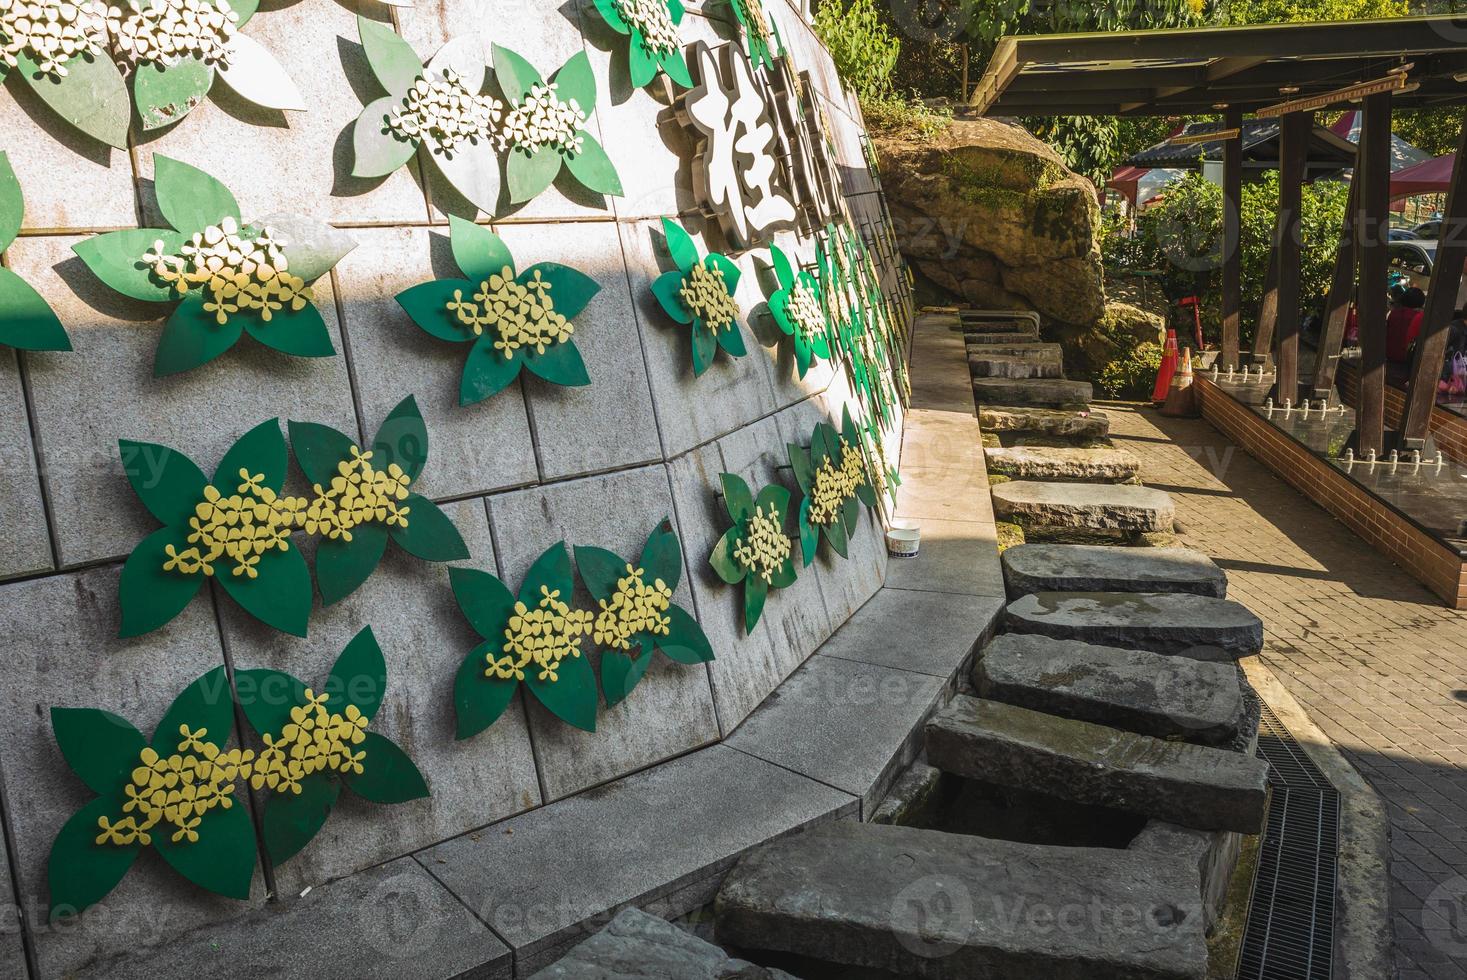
left=1102, top=400, right=1467, bottom=980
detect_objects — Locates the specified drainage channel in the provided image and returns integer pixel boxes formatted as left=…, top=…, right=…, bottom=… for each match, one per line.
left=1237, top=701, right=1340, bottom=980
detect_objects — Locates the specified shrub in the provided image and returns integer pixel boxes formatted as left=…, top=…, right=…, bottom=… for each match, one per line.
left=813, top=0, right=899, bottom=102
left=1096, top=341, right=1163, bottom=399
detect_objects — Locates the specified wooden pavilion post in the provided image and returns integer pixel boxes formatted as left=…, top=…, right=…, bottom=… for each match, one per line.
left=1401, top=108, right=1467, bottom=450
left=1274, top=110, right=1310, bottom=405
left=1221, top=107, right=1244, bottom=371
left=1356, top=90, right=1393, bottom=457
left=1251, top=247, right=1280, bottom=364
left=1311, top=170, right=1361, bottom=400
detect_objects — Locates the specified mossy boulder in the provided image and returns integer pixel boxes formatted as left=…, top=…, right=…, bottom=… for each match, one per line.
left=873, top=116, right=1103, bottom=328
left=1050, top=301, right=1167, bottom=384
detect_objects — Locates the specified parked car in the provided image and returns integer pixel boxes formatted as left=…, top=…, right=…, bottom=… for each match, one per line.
left=1412, top=220, right=1442, bottom=239
left=1389, top=240, right=1435, bottom=291
left=1389, top=228, right=1421, bottom=241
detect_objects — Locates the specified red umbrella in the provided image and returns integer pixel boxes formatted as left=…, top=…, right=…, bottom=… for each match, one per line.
left=1106, top=165, right=1148, bottom=207
left=1391, top=152, right=1456, bottom=199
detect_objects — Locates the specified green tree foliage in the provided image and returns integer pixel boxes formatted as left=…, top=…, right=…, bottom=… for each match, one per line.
left=813, top=0, right=900, bottom=100
left=1219, top=0, right=1406, bottom=22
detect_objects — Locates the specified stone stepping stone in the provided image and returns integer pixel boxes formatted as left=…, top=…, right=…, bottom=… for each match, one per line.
left=965, top=340, right=1063, bottom=357
left=925, top=696, right=1269, bottom=833
left=974, top=377, right=1091, bottom=407
left=965, top=328, right=1041, bottom=344
left=985, top=445, right=1140, bottom=482
left=532, top=907, right=795, bottom=979
left=968, top=352, right=1064, bottom=379
left=716, top=821, right=1208, bottom=980
left=981, top=405, right=1110, bottom=438
left=992, top=481, right=1173, bottom=532
left=1003, top=544, right=1227, bottom=598
left=1004, top=592, right=1264, bottom=659
left=975, top=633, right=1244, bottom=745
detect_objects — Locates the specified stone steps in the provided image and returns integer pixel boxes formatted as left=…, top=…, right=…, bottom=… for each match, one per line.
left=985, top=445, right=1140, bottom=482
left=715, top=821, right=1209, bottom=980
left=925, top=696, right=1269, bottom=833
left=532, top=908, right=795, bottom=979
left=974, top=377, right=1091, bottom=407
left=981, top=405, right=1110, bottom=438
left=1002, top=544, right=1227, bottom=598
left=992, top=481, right=1174, bottom=533
left=1004, top=592, right=1265, bottom=659
left=965, top=328, right=1041, bottom=344
left=968, top=352, right=1065, bottom=379
left=975, top=633, right=1245, bottom=745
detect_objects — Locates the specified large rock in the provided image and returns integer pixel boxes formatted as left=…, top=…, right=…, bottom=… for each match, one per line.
left=1004, top=592, right=1265, bottom=659
left=992, top=482, right=1173, bottom=532
left=716, top=822, right=1208, bottom=980
left=975, top=633, right=1245, bottom=745
left=973, top=378, right=1092, bottom=407
left=1003, top=544, right=1227, bottom=598
left=1053, top=301, right=1168, bottom=380
left=530, top=907, right=795, bottom=980
left=981, top=406, right=1110, bottom=438
left=985, top=446, right=1140, bottom=482
left=925, top=696, right=1269, bottom=833
left=873, top=117, right=1105, bottom=329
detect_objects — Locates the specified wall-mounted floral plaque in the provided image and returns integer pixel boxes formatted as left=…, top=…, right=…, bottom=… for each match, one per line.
left=47, top=630, right=427, bottom=919
left=118, top=396, right=466, bottom=637
left=0, top=152, right=69, bottom=351
left=764, top=243, right=829, bottom=379
left=74, top=156, right=354, bottom=376
left=787, top=409, right=875, bottom=565
left=709, top=472, right=796, bottom=633
left=651, top=217, right=747, bottom=376
left=575, top=519, right=713, bottom=706
left=589, top=0, right=692, bottom=90
left=0, top=0, right=305, bottom=149
left=727, top=0, right=782, bottom=71
left=396, top=217, right=598, bottom=404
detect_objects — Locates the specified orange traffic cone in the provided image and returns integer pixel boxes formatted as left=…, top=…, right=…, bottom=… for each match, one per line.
left=1152, top=329, right=1179, bottom=405
left=1160, top=347, right=1198, bottom=417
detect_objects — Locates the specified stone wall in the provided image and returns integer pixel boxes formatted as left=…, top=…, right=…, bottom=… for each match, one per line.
left=0, top=1, right=906, bottom=975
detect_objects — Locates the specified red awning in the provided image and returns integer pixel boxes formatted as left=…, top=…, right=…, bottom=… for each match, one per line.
left=1107, top=165, right=1149, bottom=206
left=1391, top=152, right=1457, bottom=199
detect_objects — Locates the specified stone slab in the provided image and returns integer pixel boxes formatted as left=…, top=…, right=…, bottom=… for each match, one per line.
left=965, top=329, right=1041, bottom=345
left=815, top=587, right=998, bottom=678
left=992, top=482, right=1174, bottom=533
left=419, top=745, right=857, bottom=975
left=1131, top=821, right=1243, bottom=934
left=882, top=519, right=1005, bottom=598
left=892, top=410, right=991, bottom=525
left=1004, top=592, right=1265, bottom=659
left=975, top=633, right=1244, bottom=745
left=968, top=352, right=1064, bottom=379
left=727, top=651, right=946, bottom=817
left=1002, top=544, right=1227, bottom=598
left=530, top=907, right=796, bottom=980
left=980, top=406, right=1110, bottom=438
left=926, top=696, right=1269, bottom=833
left=985, top=446, right=1140, bottom=482
left=973, top=378, right=1092, bottom=407
left=0, top=348, right=51, bottom=579
left=486, top=464, right=720, bottom=801
left=871, top=760, right=945, bottom=826
left=715, top=821, right=1208, bottom=980
left=0, top=818, right=25, bottom=978
left=964, top=341, right=1063, bottom=358
left=81, top=858, right=511, bottom=980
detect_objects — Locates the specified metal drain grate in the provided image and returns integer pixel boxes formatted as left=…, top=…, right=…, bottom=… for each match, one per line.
left=1237, top=702, right=1339, bottom=980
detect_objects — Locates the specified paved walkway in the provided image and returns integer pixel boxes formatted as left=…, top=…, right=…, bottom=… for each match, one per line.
left=1103, top=401, right=1467, bottom=980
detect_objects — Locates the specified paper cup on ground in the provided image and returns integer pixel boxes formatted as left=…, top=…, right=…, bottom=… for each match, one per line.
left=886, top=521, right=920, bottom=558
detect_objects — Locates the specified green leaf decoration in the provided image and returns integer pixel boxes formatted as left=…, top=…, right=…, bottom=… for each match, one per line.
left=153, top=667, right=235, bottom=755
left=600, top=639, right=653, bottom=707
left=284, top=420, right=355, bottom=487
left=134, top=58, right=215, bottom=132
left=352, top=95, right=419, bottom=179
left=153, top=292, right=244, bottom=377
left=316, top=526, right=388, bottom=607
left=47, top=798, right=141, bottom=921
left=563, top=134, right=622, bottom=196
left=50, top=708, right=146, bottom=796
left=592, top=0, right=631, bottom=33
left=525, top=647, right=598, bottom=732
left=591, top=0, right=690, bottom=91
left=507, top=144, right=561, bottom=204
left=153, top=156, right=241, bottom=234
left=764, top=245, right=830, bottom=379
left=358, top=15, right=422, bottom=98
left=243, top=303, right=336, bottom=359
left=552, top=51, right=597, bottom=114
left=651, top=271, right=691, bottom=325
left=640, top=518, right=683, bottom=592
left=490, top=43, right=543, bottom=103
left=216, top=544, right=313, bottom=637
left=789, top=419, right=873, bottom=565
left=397, top=226, right=599, bottom=403
left=390, top=494, right=470, bottom=562
left=263, top=776, right=340, bottom=867
left=710, top=473, right=795, bottom=633
left=234, top=668, right=309, bottom=739
left=325, top=627, right=388, bottom=723
left=19, top=51, right=130, bottom=149
left=651, top=222, right=745, bottom=374
left=661, top=604, right=715, bottom=664
left=153, top=799, right=255, bottom=900
left=73, top=229, right=183, bottom=303
left=0, top=267, right=71, bottom=351
left=450, top=567, right=518, bottom=638
left=661, top=217, right=698, bottom=272
left=343, top=732, right=429, bottom=803
left=0, top=152, right=22, bottom=251
left=117, top=527, right=205, bottom=638
left=371, top=393, right=429, bottom=482
left=454, top=640, right=519, bottom=740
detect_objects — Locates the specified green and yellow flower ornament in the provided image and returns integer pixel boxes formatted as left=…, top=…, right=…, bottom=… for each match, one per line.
left=450, top=542, right=599, bottom=736
left=74, top=156, right=354, bottom=376
left=0, top=0, right=305, bottom=150
left=589, top=0, right=693, bottom=90
left=709, top=473, right=797, bottom=633
left=765, top=243, right=830, bottom=379
left=46, top=631, right=427, bottom=918
left=0, top=152, right=69, bottom=351
left=395, top=217, right=598, bottom=405
left=787, top=411, right=876, bottom=565
left=652, top=217, right=747, bottom=376
left=728, top=0, right=783, bottom=71
left=575, top=519, right=714, bottom=707
left=494, top=44, right=622, bottom=206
